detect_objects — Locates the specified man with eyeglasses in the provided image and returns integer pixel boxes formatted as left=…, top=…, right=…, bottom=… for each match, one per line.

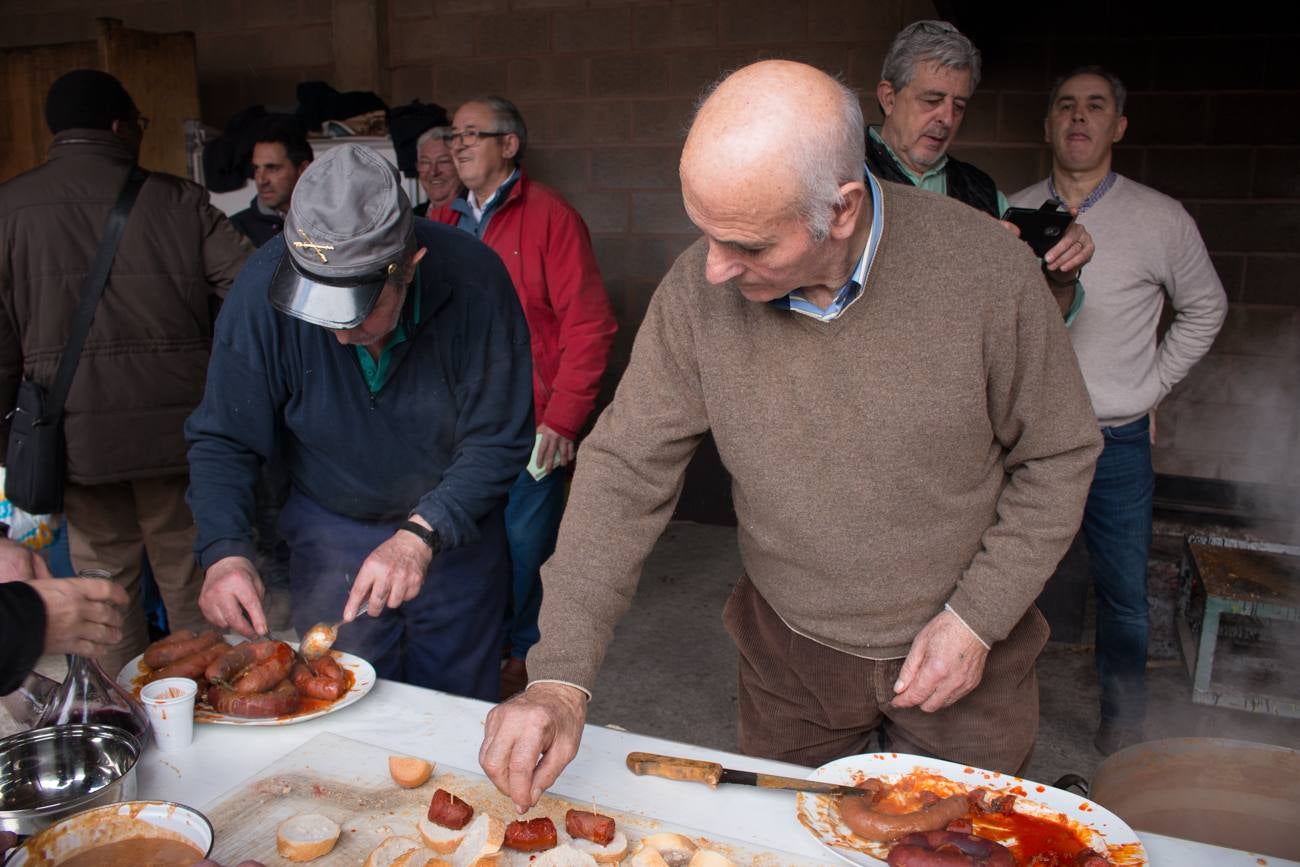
left=185, top=144, right=533, bottom=698
left=413, top=127, right=462, bottom=217
left=428, top=97, right=616, bottom=701
left=0, top=69, right=252, bottom=677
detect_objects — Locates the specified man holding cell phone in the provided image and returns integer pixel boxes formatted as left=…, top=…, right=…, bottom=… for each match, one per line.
left=868, top=21, right=1092, bottom=322
left=1009, top=67, right=1227, bottom=756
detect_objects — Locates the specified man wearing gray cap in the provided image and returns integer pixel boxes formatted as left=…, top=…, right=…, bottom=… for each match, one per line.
left=185, top=144, right=534, bottom=698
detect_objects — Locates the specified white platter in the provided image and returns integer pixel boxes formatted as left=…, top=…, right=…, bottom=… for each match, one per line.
left=794, top=752, right=1147, bottom=866
left=117, top=641, right=375, bottom=727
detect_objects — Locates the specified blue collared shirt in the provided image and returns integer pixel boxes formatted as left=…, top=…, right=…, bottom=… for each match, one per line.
left=767, top=166, right=885, bottom=322
left=451, top=168, right=521, bottom=239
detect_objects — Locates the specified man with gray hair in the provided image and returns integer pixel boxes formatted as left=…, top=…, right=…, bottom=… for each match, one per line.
left=476, top=60, right=1101, bottom=811
left=870, top=20, right=1093, bottom=318
left=185, top=144, right=534, bottom=698
left=1010, top=67, right=1227, bottom=755
left=413, top=126, right=461, bottom=217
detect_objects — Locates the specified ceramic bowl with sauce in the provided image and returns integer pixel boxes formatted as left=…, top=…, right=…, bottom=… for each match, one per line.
left=0, top=725, right=140, bottom=836
left=6, top=800, right=213, bottom=866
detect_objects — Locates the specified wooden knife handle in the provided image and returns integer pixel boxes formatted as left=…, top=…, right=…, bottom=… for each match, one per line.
left=626, top=752, right=723, bottom=786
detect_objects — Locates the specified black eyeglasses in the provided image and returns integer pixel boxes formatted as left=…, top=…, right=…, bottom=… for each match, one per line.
left=442, top=130, right=507, bottom=147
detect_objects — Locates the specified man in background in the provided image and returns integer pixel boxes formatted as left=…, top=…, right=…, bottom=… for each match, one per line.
left=230, top=119, right=314, bottom=247
left=0, top=70, right=251, bottom=677
left=1010, top=67, right=1227, bottom=755
left=413, top=127, right=461, bottom=217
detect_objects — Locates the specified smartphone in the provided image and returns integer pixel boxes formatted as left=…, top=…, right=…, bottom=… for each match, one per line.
left=1003, top=201, right=1073, bottom=258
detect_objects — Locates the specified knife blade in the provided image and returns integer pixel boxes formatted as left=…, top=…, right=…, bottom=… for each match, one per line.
left=625, top=751, right=867, bottom=797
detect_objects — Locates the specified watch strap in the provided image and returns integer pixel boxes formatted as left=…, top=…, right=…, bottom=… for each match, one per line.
left=397, top=520, right=440, bottom=553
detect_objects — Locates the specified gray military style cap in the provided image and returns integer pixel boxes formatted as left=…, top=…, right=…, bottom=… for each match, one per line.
left=269, top=143, right=414, bottom=329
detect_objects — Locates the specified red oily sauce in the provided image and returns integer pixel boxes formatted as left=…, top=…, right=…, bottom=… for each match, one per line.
left=973, top=809, right=1096, bottom=864
left=59, top=838, right=203, bottom=867
left=284, top=666, right=357, bottom=717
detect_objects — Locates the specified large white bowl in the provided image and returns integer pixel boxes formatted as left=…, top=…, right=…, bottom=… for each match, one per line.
left=6, top=800, right=213, bottom=865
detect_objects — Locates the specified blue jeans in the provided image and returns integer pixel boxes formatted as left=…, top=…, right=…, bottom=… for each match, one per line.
left=503, top=467, right=567, bottom=659
left=278, top=490, right=510, bottom=701
left=1081, top=417, right=1154, bottom=728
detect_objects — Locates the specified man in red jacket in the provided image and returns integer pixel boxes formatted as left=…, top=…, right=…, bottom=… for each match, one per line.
left=429, top=97, right=617, bottom=699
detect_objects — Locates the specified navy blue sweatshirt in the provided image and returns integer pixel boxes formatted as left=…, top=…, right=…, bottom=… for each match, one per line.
left=185, top=220, right=534, bottom=570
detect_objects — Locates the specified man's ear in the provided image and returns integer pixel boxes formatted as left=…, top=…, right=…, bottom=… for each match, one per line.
left=876, top=80, right=897, bottom=117
left=1114, top=115, right=1128, bottom=144
left=502, top=134, right=520, bottom=161
left=828, top=181, right=867, bottom=241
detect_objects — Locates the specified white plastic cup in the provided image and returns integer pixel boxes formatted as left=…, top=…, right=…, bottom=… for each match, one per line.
left=139, top=677, right=198, bottom=752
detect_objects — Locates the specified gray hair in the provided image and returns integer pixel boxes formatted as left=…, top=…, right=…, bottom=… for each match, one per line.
left=416, top=125, right=452, bottom=150
left=463, top=96, right=527, bottom=162
left=881, top=20, right=982, bottom=92
left=1048, top=66, right=1127, bottom=115
left=691, top=69, right=865, bottom=243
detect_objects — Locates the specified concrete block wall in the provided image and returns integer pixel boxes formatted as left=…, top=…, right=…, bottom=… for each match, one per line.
left=3, top=3, right=1296, bottom=491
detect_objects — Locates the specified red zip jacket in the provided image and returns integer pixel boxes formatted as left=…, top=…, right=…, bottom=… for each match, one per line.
left=430, top=171, right=617, bottom=440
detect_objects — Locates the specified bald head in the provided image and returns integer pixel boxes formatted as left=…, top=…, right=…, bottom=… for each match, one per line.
left=682, top=61, right=864, bottom=241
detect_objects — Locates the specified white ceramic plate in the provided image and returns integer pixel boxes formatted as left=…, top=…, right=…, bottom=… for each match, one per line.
left=117, top=640, right=376, bottom=727
left=794, top=753, right=1147, bottom=866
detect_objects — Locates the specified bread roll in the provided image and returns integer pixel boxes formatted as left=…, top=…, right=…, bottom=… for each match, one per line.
left=687, top=850, right=735, bottom=867
left=389, top=755, right=435, bottom=788
left=393, top=847, right=453, bottom=867
left=638, top=832, right=698, bottom=867
left=570, top=830, right=628, bottom=863
left=445, top=812, right=505, bottom=867
left=531, top=844, right=599, bottom=866
left=365, top=835, right=425, bottom=867
left=276, top=812, right=342, bottom=862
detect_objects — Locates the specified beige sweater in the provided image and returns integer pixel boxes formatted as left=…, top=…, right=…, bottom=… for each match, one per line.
left=531, top=182, right=1103, bottom=692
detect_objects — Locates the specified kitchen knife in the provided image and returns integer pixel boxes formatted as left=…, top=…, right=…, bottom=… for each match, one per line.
left=626, top=752, right=867, bottom=797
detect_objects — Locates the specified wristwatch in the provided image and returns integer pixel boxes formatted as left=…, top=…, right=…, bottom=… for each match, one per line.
left=397, top=520, right=441, bottom=554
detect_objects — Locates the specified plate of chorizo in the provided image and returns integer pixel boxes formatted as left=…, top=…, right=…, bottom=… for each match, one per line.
left=794, top=753, right=1147, bottom=866
left=117, top=630, right=376, bottom=726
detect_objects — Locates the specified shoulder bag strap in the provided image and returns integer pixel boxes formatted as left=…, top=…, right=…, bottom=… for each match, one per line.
left=43, top=165, right=150, bottom=422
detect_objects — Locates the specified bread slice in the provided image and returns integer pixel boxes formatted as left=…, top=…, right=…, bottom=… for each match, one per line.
left=365, top=835, right=425, bottom=867
left=276, top=812, right=342, bottom=862
left=530, top=844, right=599, bottom=866
left=687, top=851, right=734, bottom=867
left=628, top=845, right=670, bottom=867
left=417, top=814, right=468, bottom=855
left=392, top=847, right=453, bottom=867
left=445, top=812, right=505, bottom=867
left=389, top=755, right=435, bottom=788
left=569, top=830, right=628, bottom=863
left=639, top=832, right=698, bottom=867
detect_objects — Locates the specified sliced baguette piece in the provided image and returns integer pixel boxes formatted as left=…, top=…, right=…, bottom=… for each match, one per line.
left=639, top=832, right=698, bottom=867
left=628, top=845, right=670, bottom=867
left=530, top=844, right=599, bottom=867
left=389, top=755, right=436, bottom=788
left=417, top=814, right=468, bottom=855
left=445, top=812, right=505, bottom=867
left=569, top=830, right=628, bottom=864
left=393, top=847, right=453, bottom=867
left=686, top=851, right=734, bottom=867
left=276, top=812, right=342, bottom=862
left=365, top=835, right=426, bottom=867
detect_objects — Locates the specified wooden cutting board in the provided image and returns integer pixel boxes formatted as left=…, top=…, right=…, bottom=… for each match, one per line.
left=203, top=731, right=830, bottom=866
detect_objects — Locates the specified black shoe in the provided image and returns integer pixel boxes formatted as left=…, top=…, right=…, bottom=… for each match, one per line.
left=1094, top=720, right=1143, bottom=756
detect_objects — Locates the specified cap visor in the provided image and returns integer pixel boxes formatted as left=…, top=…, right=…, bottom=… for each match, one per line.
left=268, top=249, right=385, bottom=329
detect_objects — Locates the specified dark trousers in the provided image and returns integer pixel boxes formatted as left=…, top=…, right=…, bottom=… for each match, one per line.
left=278, top=490, right=510, bottom=701
left=1081, top=417, right=1154, bottom=729
left=502, top=467, right=567, bottom=659
left=724, top=575, right=1049, bottom=774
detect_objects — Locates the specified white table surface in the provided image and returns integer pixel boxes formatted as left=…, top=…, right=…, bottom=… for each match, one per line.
left=136, top=679, right=1295, bottom=866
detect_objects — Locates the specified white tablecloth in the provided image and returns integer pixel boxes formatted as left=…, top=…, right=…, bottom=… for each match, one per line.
left=136, top=679, right=1294, bottom=866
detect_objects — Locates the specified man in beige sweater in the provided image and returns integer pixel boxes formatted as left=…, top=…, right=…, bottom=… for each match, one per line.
left=479, top=61, right=1102, bottom=812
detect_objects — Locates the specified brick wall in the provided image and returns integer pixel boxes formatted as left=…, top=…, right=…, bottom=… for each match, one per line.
left=3, top=2, right=1296, bottom=493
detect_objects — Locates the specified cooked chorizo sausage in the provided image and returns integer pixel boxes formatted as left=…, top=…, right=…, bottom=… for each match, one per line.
left=232, top=642, right=294, bottom=694
left=886, top=830, right=1015, bottom=867
left=290, top=655, right=348, bottom=701
left=143, top=629, right=222, bottom=668
left=427, top=788, right=474, bottom=830
left=503, top=817, right=557, bottom=852
left=564, top=809, right=616, bottom=846
left=206, top=679, right=301, bottom=717
left=147, top=642, right=230, bottom=683
left=841, top=790, right=971, bottom=842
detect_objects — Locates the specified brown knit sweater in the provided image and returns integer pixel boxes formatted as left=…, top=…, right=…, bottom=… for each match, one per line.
left=531, top=182, right=1102, bottom=692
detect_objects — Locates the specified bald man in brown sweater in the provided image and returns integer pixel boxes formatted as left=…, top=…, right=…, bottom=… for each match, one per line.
left=478, top=60, right=1102, bottom=812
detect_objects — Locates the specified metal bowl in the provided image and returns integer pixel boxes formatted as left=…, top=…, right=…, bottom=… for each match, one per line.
left=0, top=725, right=140, bottom=836
left=6, top=800, right=214, bottom=866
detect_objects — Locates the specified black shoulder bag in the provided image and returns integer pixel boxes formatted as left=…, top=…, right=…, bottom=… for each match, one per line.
left=4, top=166, right=148, bottom=514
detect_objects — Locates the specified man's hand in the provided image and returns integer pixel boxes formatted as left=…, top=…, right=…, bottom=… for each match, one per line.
left=199, top=556, right=267, bottom=637
left=31, top=574, right=128, bottom=656
left=1042, top=213, right=1093, bottom=283
left=535, top=424, right=576, bottom=473
left=890, top=610, right=990, bottom=713
left=343, top=521, right=434, bottom=621
left=480, top=682, right=588, bottom=813
left=0, top=537, right=54, bottom=583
